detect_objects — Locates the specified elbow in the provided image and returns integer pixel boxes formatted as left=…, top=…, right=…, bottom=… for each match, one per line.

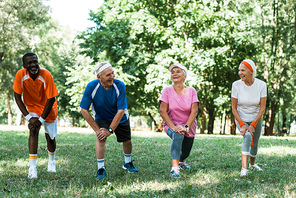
left=81, top=108, right=86, bottom=115
left=159, top=108, right=164, bottom=117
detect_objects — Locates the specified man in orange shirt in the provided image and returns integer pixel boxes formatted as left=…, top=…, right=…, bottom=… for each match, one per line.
left=13, top=52, right=59, bottom=179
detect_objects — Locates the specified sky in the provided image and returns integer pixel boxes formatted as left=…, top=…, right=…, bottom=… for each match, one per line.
left=44, top=0, right=104, bottom=32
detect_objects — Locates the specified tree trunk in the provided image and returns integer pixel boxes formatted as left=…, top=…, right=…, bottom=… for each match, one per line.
left=7, top=91, right=13, bottom=125
left=207, top=104, right=215, bottom=134
left=200, top=106, right=207, bottom=134
left=223, top=113, right=226, bottom=135
left=219, top=114, right=223, bottom=135
left=230, top=112, right=236, bottom=135
left=71, top=117, right=75, bottom=127
left=148, top=112, right=157, bottom=131
left=264, top=109, right=270, bottom=136
left=281, top=110, right=287, bottom=135
left=267, top=102, right=279, bottom=136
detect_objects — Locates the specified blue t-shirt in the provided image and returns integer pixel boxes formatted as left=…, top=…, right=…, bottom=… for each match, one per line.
left=80, top=79, right=129, bottom=123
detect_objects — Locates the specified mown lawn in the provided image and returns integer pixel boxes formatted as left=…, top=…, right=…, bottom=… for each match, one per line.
left=0, top=128, right=296, bottom=197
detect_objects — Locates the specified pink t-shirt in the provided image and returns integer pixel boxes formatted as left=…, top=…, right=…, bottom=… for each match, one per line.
left=159, top=86, right=200, bottom=138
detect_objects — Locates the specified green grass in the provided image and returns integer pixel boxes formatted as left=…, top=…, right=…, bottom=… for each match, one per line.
left=1, top=129, right=296, bottom=197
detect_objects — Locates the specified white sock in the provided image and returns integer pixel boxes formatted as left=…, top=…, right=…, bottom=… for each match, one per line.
left=124, top=153, right=131, bottom=164
left=29, top=154, right=37, bottom=167
left=48, top=150, right=55, bottom=161
left=97, top=159, right=104, bottom=169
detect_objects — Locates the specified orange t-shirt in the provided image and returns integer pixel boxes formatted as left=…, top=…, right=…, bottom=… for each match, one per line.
left=13, top=67, right=59, bottom=122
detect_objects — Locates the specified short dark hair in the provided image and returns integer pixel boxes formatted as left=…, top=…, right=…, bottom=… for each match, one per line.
left=22, top=52, right=38, bottom=64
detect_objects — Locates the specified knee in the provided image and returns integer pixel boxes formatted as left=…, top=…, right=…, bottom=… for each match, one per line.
left=123, top=139, right=132, bottom=146
left=244, top=132, right=252, bottom=140
left=173, top=132, right=184, bottom=141
left=29, top=128, right=39, bottom=137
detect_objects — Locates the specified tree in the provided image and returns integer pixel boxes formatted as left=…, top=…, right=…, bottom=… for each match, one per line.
left=0, top=0, right=52, bottom=125
left=258, top=0, right=296, bottom=135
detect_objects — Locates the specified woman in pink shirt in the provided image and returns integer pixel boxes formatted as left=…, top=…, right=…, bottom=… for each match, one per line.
left=159, top=64, right=199, bottom=178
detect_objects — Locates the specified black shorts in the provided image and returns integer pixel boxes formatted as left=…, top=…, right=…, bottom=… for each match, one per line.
left=95, top=119, right=131, bottom=142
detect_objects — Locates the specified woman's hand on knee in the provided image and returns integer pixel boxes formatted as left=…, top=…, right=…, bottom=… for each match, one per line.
left=248, top=125, right=255, bottom=135
left=240, top=125, right=248, bottom=136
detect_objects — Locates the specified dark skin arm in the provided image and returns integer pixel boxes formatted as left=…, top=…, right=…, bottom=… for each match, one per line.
left=14, top=91, right=56, bottom=129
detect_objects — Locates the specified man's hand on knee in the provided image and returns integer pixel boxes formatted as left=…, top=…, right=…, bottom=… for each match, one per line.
left=96, top=128, right=111, bottom=141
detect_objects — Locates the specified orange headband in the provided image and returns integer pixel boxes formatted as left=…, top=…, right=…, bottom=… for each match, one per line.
left=241, top=61, right=253, bottom=72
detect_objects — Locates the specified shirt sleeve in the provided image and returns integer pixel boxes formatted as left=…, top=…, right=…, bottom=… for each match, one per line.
left=260, top=82, right=267, bottom=98
left=231, top=82, right=238, bottom=98
left=80, top=83, right=93, bottom=110
left=191, top=87, right=200, bottom=106
left=116, top=81, right=128, bottom=110
left=45, top=72, right=59, bottom=99
left=13, top=70, right=23, bottom=95
left=159, top=87, right=169, bottom=104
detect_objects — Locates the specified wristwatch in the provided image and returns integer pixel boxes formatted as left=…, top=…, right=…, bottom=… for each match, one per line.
left=108, top=127, right=114, bottom=134
left=184, top=125, right=189, bottom=132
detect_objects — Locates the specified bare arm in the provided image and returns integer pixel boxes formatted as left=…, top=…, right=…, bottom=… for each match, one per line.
left=81, top=108, right=100, bottom=133
left=183, top=102, right=199, bottom=132
left=253, top=97, right=267, bottom=123
left=109, top=109, right=125, bottom=131
left=14, top=92, right=29, bottom=116
left=159, top=101, right=176, bottom=131
left=248, top=97, right=267, bottom=133
left=231, top=97, right=248, bottom=135
left=15, top=91, right=36, bottom=128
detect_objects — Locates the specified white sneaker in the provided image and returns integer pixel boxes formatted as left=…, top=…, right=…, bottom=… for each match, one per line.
left=249, top=164, right=263, bottom=171
left=240, top=168, right=248, bottom=177
left=48, top=161, right=56, bottom=173
left=28, top=167, right=37, bottom=179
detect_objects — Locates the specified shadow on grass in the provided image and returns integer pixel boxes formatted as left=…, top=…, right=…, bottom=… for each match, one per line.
left=1, top=130, right=296, bottom=197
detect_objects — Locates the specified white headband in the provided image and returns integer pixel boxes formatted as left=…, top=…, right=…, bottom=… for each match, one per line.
left=93, top=62, right=112, bottom=75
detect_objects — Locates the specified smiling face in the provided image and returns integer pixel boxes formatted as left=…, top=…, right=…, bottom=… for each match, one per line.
left=23, top=55, right=39, bottom=77
left=171, top=67, right=186, bottom=84
left=238, top=64, right=253, bottom=81
left=97, top=67, right=115, bottom=89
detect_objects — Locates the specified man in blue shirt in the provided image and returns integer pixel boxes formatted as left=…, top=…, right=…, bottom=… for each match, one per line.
left=80, top=61, right=138, bottom=179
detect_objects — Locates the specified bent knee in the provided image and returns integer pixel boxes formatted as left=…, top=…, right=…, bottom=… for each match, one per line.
left=244, top=132, right=252, bottom=139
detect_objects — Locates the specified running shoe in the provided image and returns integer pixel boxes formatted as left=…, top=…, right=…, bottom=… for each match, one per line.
left=47, top=161, right=56, bottom=173
left=171, top=168, right=180, bottom=178
left=240, top=168, right=248, bottom=177
left=96, top=168, right=106, bottom=179
left=28, top=167, right=37, bottom=179
left=179, top=161, right=191, bottom=170
left=122, top=162, right=138, bottom=173
left=249, top=164, right=263, bottom=171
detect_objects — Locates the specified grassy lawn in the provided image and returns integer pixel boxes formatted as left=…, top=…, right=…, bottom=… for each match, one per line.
left=1, top=128, right=296, bottom=197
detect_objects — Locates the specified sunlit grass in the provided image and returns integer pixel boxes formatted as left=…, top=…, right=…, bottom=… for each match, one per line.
left=1, top=129, right=296, bottom=197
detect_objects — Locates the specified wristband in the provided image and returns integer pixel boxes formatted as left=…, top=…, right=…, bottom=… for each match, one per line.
left=39, top=117, right=45, bottom=124
left=250, top=121, right=257, bottom=128
left=239, top=120, right=245, bottom=127
left=25, top=114, right=33, bottom=122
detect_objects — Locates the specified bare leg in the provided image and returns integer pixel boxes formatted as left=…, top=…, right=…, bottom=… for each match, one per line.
left=172, top=159, right=179, bottom=167
left=29, top=127, right=40, bottom=154
left=45, top=133, right=56, bottom=152
left=96, top=138, right=106, bottom=159
left=250, top=156, right=256, bottom=165
left=242, top=154, right=249, bottom=169
left=123, top=139, right=132, bottom=154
